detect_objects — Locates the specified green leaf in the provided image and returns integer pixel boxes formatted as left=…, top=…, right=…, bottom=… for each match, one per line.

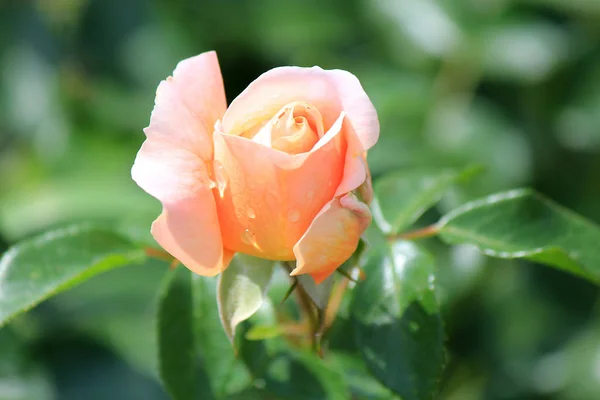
left=437, top=188, right=600, bottom=284
left=372, top=166, right=481, bottom=235
left=217, top=254, right=275, bottom=342
left=330, top=354, right=400, bottom=400
left=0, top=327, right=54, bottom=400
left=351, top=241, right=445, bottom=400
left=0, top=224, right=146, bottom=327
left=194, top=274, right=252, bottom=397
left=156, top=267, right=197, bottom=400
left=261, top=350, right=350, bottom=400
left=235, top=304, right=350, bottom=399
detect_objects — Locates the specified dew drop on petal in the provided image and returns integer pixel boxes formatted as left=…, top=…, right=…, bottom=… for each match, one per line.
left=213, top=160, right=227, bottom=197
left=247, top=207, right=256, bottom=219
left=241, top=229, right=261, bottom=250
left=287, top=209, right=300, bottom=223
left=241, top=229, right=254, bottom=245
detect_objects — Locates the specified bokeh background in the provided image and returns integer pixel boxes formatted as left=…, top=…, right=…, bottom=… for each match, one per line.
left=1, top=0, right=600, bottom=399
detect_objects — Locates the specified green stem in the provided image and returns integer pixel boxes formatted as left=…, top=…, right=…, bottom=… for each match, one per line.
left=389, top=224, right=440, bottom=242
left=281, top=262, right=318, bottom=336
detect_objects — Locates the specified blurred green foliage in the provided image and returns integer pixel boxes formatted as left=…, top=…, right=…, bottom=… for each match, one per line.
left=1, top=0, right=600, bottom=399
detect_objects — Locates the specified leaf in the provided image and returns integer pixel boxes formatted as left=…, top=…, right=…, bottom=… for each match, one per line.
left=217, top=254, right=275, bottom=342
left=235, top=303, right=350, bottom=399
left=371, top=166, right=481, bottom=235
left=437, top=188, right=600, bottom=284
left=194, top=274, right=252, bottom=397
left=350, top=241, right=445, bottom=400
left=0, top=327, right=54, bottom=400
left=0, top=224, right=146, bottom=327
left=261, top=350, right=350, bottom=400
left=330, top=353, right=400, bottom=400
left=156, top=267, right=197, bottom=400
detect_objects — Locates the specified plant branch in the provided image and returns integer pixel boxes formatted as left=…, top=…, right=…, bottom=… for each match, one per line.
left=389, top=224, right=440, bottom=241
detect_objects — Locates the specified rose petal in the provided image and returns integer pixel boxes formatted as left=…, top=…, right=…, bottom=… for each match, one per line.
left=132, top=51, right=229, bottom=275
left=222, top=66, right=379, bottom=150
left=291, top=193, right=372, bottom=284
left=132, top=140, right=229, bottom=275
left=144, top=51, right=226, bottom=161
left=255, top=102, right=321, bottom=155
left=152, top=206, right=233, bottom=276
left=212, top=113, right=347, bottom=260
left=334, top=126, right=367, bottom=196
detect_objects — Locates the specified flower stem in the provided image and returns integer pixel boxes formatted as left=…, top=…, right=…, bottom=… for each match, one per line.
left=281, top=262, right=318, bottom=336
left=389, top=224, right=440, bottom=241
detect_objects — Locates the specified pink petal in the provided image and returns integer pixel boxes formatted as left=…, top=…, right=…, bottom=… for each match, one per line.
left=132, top=51, right=229, bottom=275
left=291, top=192, right=372, bottom=284
left=152, top=206, right=233, bottom=276
left=221, top=66, right=379, bottom=150
left=144, top=51, right=227, bottom=161
left=132, top=140, right=228, bottom=275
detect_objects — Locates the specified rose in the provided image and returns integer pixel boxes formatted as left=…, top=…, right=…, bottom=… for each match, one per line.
left=132, top=51, right=379, bottom=284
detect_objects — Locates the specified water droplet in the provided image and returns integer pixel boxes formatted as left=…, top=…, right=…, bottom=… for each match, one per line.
left=409, top=321, right=420, bottom=333
left=287, top=209, right=300, bottom=223
left=213, top=160, right=227, bottom=197
left=306, top=190, right=315, bottom=200
left=241, top=229, right=261, bottom=250
left=241, top=229, right=254, bottom=245
left=247, top=207, right=256, bottom=219
left=207, top=180, right=216, bottom=190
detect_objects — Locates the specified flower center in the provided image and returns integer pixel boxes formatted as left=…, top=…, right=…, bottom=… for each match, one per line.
left=252, top=102, right=324, bottom=155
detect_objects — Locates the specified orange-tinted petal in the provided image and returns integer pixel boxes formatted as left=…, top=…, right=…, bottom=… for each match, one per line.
left=212, top=114, right=347, bottom=260
left=334, top=126, right=367, bottom=196
left=152, top=207, right=233, bottom=276
left=291, top=193, right=372, bottom=284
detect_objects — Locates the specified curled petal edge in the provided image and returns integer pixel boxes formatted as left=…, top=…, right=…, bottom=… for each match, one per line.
left=291, top=192, right=372, bottom=284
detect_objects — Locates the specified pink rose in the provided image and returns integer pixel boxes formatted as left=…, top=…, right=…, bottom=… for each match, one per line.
left=132, top=51, right=379, bottom=283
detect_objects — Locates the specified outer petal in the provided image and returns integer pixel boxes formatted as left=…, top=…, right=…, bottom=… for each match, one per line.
left=132, top=140, right=229, bottom=275
left=221, top=66, right=379, bottom=150
left=132, top=51, right=229, bottom=275
left=212, top=114, right=347, bottom=260
left=291, top=193, right=372, bottom=284
left=334, top=126, right=367, bottom=196
left=144, top=51, right=227, bottom=161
